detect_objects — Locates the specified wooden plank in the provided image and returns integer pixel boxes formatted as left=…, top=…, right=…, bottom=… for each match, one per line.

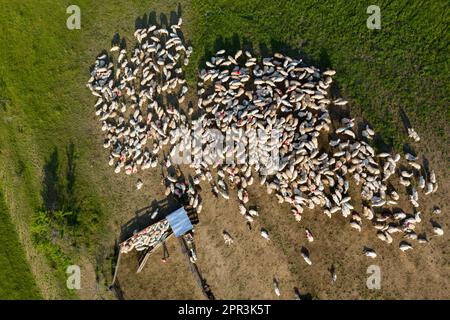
left=136, top=232, right=174, bottom=273
left=136, top=248, right=151, bottom=274
left=111, top=252, right=122, bottom=286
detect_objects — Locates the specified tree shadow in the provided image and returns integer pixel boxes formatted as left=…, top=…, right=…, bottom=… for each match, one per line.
left=42, top=149, right=60, bottom=212
left=41, top=142, right=79, bottom=225
left=430, top=219, right=441, bottom=229
left=66, top=142, right=77, bottom=210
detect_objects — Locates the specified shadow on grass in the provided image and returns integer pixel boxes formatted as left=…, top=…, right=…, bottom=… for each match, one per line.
left=399, top=107, right=412, bottom=132
left=42, top=149, right=60, bottom=212
left=42, top=142, right=79, bottom=210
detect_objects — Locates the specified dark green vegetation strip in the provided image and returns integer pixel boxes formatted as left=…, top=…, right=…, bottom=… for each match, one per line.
left=188, top=0, right=449, bottom=151
left=0, top=190, right=41, bottom=299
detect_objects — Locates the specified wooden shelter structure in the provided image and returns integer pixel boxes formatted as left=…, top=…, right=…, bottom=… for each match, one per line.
left=112, top=206, right=193, bottom=281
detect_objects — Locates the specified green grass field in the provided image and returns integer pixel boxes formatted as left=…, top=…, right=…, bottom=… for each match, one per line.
left=0, top=0, right=448, bottom=298
left=0, top=190, right=41, bottom=299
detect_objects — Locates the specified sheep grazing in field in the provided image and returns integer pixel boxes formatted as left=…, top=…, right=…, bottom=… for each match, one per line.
left=329, top=265, right=337, bottom=283
left=260, top=228, right=270, bottom=241
left=362, top=125, right=375, bottom=140
left=433, top=226, right=444, bottom=236
left=305, top=228, right=314, bottom=242
left=273, top=278, right=281, bottom=297
left=431, top=221, right=444, bottom=236
left=350, top=220, right=362, bottom=232
left=363, top=247, right=377, bottom=258
left=88, top=17, right=443, bottom=287
left=300, top=247, right=312, bottom=265
left=222, top=230, right=234, bottom=246
left=87, top=17, right=192, bottom=187
left=399, top=241, right=413, bottom=252
left=407, top=127, right=420, bottom=142
left=151, top=208, right=159, bottom=219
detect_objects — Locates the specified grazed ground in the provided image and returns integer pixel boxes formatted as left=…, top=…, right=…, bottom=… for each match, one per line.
left=116, top=152, right=449, bottom=300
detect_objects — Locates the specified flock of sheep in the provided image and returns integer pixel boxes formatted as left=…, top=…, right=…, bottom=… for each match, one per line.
left=87, top=17, right=444, bottom=298
left=120, top=219, right=170, bottom=253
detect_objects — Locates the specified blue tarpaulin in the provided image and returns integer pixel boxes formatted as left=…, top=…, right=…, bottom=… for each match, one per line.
left=166, top=207, right=193, bottom=237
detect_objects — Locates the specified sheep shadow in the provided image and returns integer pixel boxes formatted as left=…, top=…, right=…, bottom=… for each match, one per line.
left=430, top=219, right=441, bottom=229
left=356, top=117, right=393, bottom=153
left=399, top=107, right=412, bottom=132
left=134, top=5, right=186, bottom=44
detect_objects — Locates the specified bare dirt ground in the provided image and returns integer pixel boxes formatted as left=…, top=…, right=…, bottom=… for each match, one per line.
left=118, top=240, right=205, bottom=300
left=111, top=144, right=449, bottom=300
